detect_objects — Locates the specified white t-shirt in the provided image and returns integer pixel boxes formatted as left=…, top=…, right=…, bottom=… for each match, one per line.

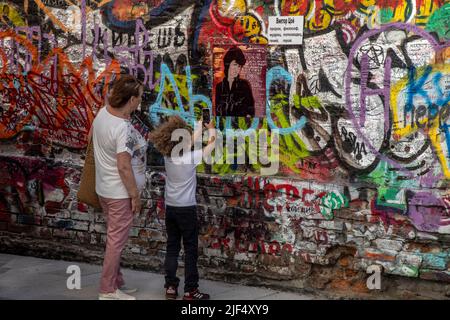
left=164, top=149, right=203, bottom=207
left=92, top=107, right=147, bottom=199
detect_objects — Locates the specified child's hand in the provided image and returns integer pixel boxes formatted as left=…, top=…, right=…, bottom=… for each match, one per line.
left=205, top=120, right=215, bottom=130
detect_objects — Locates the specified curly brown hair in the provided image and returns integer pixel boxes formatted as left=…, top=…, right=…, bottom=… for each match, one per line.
left=148, top=116, right=193, bottom=157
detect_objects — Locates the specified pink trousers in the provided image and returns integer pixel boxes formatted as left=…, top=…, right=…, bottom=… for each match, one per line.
left=98, top=196, right=133, bottom=294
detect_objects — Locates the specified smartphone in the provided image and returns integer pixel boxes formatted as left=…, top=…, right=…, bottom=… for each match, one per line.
left=202, top=108, right=211, bottom=124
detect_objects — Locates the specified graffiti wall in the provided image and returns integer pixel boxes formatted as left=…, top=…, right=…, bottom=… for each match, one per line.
left=0, top=0, right=449, bottom=295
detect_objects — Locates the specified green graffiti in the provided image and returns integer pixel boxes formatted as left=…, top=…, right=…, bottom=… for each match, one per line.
left=361, top=161, right=415, bottom=212
left=293, top=95, right=322, bottom=109
left=320, top=192, right=348, bottom=220
left=271, top=94, right=310, bottom=173
left=426, top=3, right=450, bottom=40
left=154, top=72, right=204, bottom=112
left=198, top=93, right=315, bottom=175
left=393, top=265, right=419, bottom=278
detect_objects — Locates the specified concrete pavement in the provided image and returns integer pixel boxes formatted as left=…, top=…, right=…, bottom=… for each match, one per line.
left=0, top=253, right=317, bottom=300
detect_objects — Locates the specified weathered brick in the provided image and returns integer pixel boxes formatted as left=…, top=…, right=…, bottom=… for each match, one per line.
left=16, top=214, right=41, bottom=226
left=301, top=220, right=317, bottom=227
left=0, top=212, right=11, bottom=222
left=334, top=208, right=366, bottom=221
left=357, top=258, right=395, bottom=273
left=348, top=223, right=368, bottom=237
left=128, top=246, right=142, bottom=254
left=365, top=214, right=383, bottom=223
left=53, top=228, right=76, bottom=239
left=390, top=225, right=416, bottom=240
left=318, top=220, right=344, bottom=231
left=146, top=229, right=165, bottom=242
left=44, top=218, right=72, bottom=229
left=360, top=248, right=397, bottom=262
left=129, top=227, right=141, bottom=238
left=403, top=242, right=442, bottom=254
left=203, top=248, right=227, bottom=258
left=416, top=232, right=439, bottom=241
left=95, top=213, right=106, bottom=223
left=68, top=221, right=90, bottom=231
left=234, top=252, right=252, bottom=261
left=299, top=252, right=330, bottom=265
left=373, top=239, right=404, bottom=252
left=129, top=237, right=149, bottom=247
left=76, top=231, right=93, bottom=244
left=89, top=233, right=102, bottom=245
left=71, top=212, right=91, bottom=221
left=7, top=223, right=35, bottom=234
left=240, top=264, right=256, bottom=273
left=91, top=223, right=107, bottom=234
left=419, top=269, right=450, bottom=282
left=421, top=253, right=449, bottom=270
left=396, top=252, right=422, bottom=267
left=132, top=216, right=147, bottom=228
left=390, top=265, right=419, bottom=278
left=362, top=230, right=377, bottom=241
left=345, top=235, right=366, bottom=247
left=53, top=210, right=71, bottom=219
left=32, top=226, right=53, bottom=239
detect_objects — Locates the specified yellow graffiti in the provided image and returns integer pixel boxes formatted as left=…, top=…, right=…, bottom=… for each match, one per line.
left=391, top=63, right=450, bottom=178
left=0, top=3, right=26, bottom=27
left=154, top=72, right=201, bottom=113
left=233, top=15, right=261, bottom=38
left=217, top=0, right=247, bottom=20
left=416, top=0, right=443, bottom=26
left=212, top=0, right=268, bottom=43
left=280, top=0, right=447, bottom=31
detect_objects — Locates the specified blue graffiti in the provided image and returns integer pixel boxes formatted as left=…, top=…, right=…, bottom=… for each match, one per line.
left=405, top=66, right=450, bottom=116
left=149, top=64, right=308, bottom=136
left=149, top=63, right=211, bottom=127
left=266, top=66, right=306, bottom=135
left=405, top=66, right=434, bottom=114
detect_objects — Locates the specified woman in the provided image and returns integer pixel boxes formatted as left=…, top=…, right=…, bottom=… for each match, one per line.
left=215, top=46, right=255, bottom=117
left=92, top=74, right=146, bottom=300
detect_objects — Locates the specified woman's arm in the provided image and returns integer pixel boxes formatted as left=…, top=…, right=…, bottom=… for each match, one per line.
left=117, top=152, right=141, bottom=214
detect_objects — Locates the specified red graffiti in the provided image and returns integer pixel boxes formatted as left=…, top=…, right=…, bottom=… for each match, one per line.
left=210, top=236, right=294, bottom=255
left=0, top=30, right=120, bottom=148
left=0, top=156, right=70, bottom=214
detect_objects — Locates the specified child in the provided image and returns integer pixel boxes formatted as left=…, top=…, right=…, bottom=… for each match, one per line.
left=149, top=115, right=216, bottom=300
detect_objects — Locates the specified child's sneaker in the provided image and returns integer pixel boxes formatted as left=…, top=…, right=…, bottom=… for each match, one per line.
left=182, top=289, right=210, bottom=300
left=165, top=286, right=178, bottom=300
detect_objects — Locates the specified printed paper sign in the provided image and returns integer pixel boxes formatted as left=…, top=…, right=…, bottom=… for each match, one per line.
left=268, top=16, right=304, bottom=45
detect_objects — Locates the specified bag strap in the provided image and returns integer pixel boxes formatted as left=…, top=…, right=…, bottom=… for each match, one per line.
left=84, top=136, right=95, bottom=165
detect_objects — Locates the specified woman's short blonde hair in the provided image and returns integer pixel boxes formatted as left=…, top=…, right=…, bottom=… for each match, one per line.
left=149, top=116, right=192, bottom=157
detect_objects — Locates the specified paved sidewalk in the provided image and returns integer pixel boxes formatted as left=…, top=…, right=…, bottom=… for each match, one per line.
left=0, top=253, right=317, bottom=300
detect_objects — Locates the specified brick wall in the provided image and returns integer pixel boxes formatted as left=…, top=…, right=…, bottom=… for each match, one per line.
left=1, top=152, right=449, bottom=298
